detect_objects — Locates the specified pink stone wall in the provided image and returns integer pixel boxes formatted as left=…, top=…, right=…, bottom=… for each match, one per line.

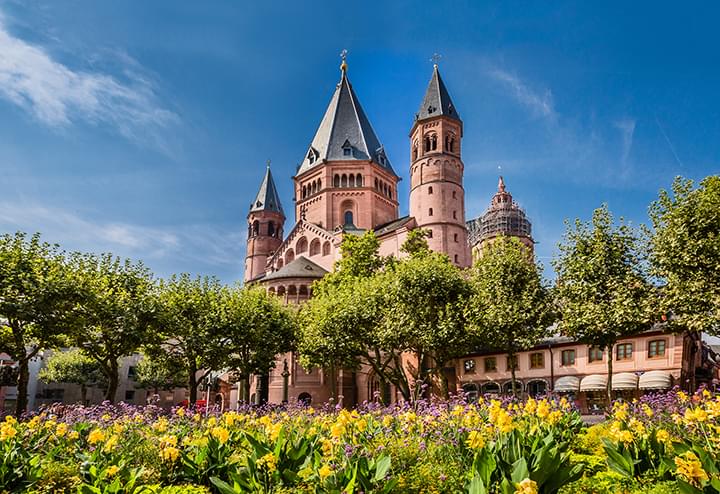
left=244, top=210, right=284, bottom=282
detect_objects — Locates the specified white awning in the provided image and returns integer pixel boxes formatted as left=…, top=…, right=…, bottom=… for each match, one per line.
left=580, top=374, right=608, bottom=392
left=554, top=376, right=580, bottom=393
left=639, top=371, right=673, bottom=390
left=612, top=372, right=639, bottom=390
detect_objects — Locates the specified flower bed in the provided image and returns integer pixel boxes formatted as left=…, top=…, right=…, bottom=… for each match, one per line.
left=0, top=391, right=718, bottom=493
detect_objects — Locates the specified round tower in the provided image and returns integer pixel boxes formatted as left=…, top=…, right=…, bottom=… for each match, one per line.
left=408, top=64, right=470, bottom=267
left=244, top=164, right=285, bottom=282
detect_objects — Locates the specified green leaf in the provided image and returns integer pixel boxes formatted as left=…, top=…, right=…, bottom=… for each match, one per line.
left=467, top=475, right=487, bottom=494
left=373, top=455, right=391, bottom=482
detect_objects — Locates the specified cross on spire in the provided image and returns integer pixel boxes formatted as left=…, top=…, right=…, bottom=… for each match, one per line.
left=430, top=53, right=442, bottom=67
left=266, top=159, right=271, bottom=169
left=340, top=49, right=348, bottom=73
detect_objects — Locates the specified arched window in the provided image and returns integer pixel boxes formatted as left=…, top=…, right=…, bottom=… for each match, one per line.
left=428, top=208, right=433, bottom=216
left=288, top=285, right=297, bottom=296
left=445, top=135, right=450, bottom=151
left=285, top=249, right=295, bottom=264
left=453, top=210, right=457, bottom=219
left=356, top=174, right=362, bottom=187
left=309, top=238, right=321, bottom=256
left=317, top=179, right=321, bottom=190
left=299, top=285, right=308, bottom=296
left=388, top=188, right=392, bottom=200
left=311, top=181, right=317, bottom=195
left=252, top=220, right=260, bottom=236
left=449, top=137, right=455, bottom=152
left=344, top=210, right=354, bottom=226
left=247, top=223, right=252, bottom=238
left=374, top=178, right=379, bottom=190
left=322, top=241, right=331, bottom=256
left=424, top=136, right=431, bottom=152
left=454, top=233, right=458, bottom=242
left=412, top=146, right=418, bottom=161
left=296, top=237, right=308, bottom=254
left=267, top=287, right=276, bottom=294
left=431, top=135, right=438, bottom=150
left=334, top=174, right=340, bottom=187
left=383, top=184, right=388, bottom=197
left=349, top=174, right=355, bottom=187
left=341, top=174, right=348, bottom=187
left=428, top=186, right=433, bottom=194
left=268, top=222, right=275, bottom=237
left=276, top=258, right=284, bottom=269
left=277, top=286, right=286, bottom=296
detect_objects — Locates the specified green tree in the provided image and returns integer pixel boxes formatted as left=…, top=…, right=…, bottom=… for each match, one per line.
left=134, top=354, right=187, bottom=396
left=0, top=232, right=76, bottom=415
left=69, top=253, right=156, bottom=403
left=553, top=205, right=653, bottom=403
left=219, top=285, right=295, bottom=403
left=649, top=175, right=720, bottom=335
left=38, top=348, right=106, bottom=404
left=149, top=274, right=225, bottom=405
left=380, top=234, right=471, bottom=399
left=466, top=236, right=554, bottom=397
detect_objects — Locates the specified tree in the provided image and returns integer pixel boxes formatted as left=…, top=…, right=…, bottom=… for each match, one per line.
left=219, top=285, right=295, bottom=403
left=148, top=274, right=225, bottom=405
left=553, top=205, right=653, bottom=403
left=466, top=236, right=554, bottom=397
left=649, top=175, right=720, bottom=335
left=38, top=348, right=106, bottom=404
left=69, top=253, right=156, bottom=403
left=134, top=354, right=187, bottom=396
left=380, top=234, right=471, bottom=399
left=0, top=232, right=76, bottom=415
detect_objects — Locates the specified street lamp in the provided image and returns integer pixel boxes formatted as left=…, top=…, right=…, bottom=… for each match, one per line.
left=281, top=359, right=290, bottom=403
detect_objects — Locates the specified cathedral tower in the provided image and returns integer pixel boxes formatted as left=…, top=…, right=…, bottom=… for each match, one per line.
left=244, top=164, right=285, bottom=282
left=293, top=57, right=399, bottom=231
left=409, top=64, right=471, bottom=267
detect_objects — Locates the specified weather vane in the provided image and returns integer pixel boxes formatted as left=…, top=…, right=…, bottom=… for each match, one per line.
left=266, top=159, right=271, bottom=169
left=340, top=49, right=348, bottom=62
left=430, top=53, right=442, bottom=66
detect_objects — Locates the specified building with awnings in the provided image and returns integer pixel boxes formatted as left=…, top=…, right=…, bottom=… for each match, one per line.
left=456, top=328, right=716, bottom=413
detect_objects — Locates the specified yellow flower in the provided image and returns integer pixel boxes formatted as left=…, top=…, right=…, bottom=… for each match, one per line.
left=355, top=418, right=368, bottom=433
left=675, top=452, right=708, bottom=486
left=55, top=423, right=68, bottom=438
left=4, top=416, right=16, bottom=425
left=176, top=407, right=185, bottom=417
left=321, top=439, right=334, bottom=457
left=268, top=423, right=283, bottom=441
left=258, top=453, right=278, bottom=473
left=211, top=426, right=229, bottom=444
left=684, top=407, right=708, bottom=423
left=656, top=429, right=670, bottom=444
left=535, top=400, right=550, bottom=419
left=106, top=465, right=120, bottom=477
left=546, top=411, right=562, bottom=425
left=68, top=431, right=80, bottom=441
left=103, top=434, right=120, bottom=452
left=382, top=415, right=393, bottom=428
left=642, top=405, right=654, bottom=417
left=101, top=414, right=111, bottom=422
left=193, top=413, right=201, bottom=422
left=207, top=416, right=217, bottom=427
left=27, top=416, right=41, bottom=430
left=88, top=429, right=105, bottom=445
left=0, top=423, right=17, bottom=441
left=330, top=422, right=346, bottom=438
left=515, top=478, right=538, bottom=494
left=678, top=391, right=689, bottom=403
left=161, top=446, right=180, bottom=462
left=466, top=430, right=485, bottom=450
left=319, top=464, right=333, bottom=480
left=153, top=418, right=169, bottom=433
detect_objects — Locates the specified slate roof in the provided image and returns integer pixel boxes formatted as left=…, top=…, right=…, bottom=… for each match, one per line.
left=263, top=256, right=328, bottom=281
left=296, top=69, right=395, bottom=177
left=373, top=215, right=414, bottom=237
left=415, top=65, right=461, bottom=123
left=249, top=166, right=284, bottom=215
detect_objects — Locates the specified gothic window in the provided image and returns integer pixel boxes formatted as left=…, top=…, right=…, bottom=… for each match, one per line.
left=428, top=186, right=433, bottom=194
left=344, top=210, right=354, bottom=226
left=341, top=174, right=348, bottom=187
left=268, top=222, right=275, bottom=237
left=322, top=241, right=331, bottom=256
left=349, top=174, right=355, bottom=187
left=309, top=239, right=321, bottom=256
left=428, top=208, right=433, bottom=216
left=356, top=174, right=362, bottom=186
left=252, top=220, right=260, bottom=236
left=307, top=148, right=318, bottom=164
left=334, top=174, right=340, bottom=187
left=296, top=237, right=308, bottom=254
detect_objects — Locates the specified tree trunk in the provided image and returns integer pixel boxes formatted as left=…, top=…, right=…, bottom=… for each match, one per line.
left=15, top=358, right=30, bottom=417
left=105, top=359, right=119, bottom=403
left=510, top=352, right=518, bottom=398
left=606, top=344, right=614, bottom=406
left=80, top=384, right=87, bottom=405
left=188, top=359, right=198, bottom=404
left=242, top=374, right=251, bottom=404
left=328, top=364, right=337, bottom=401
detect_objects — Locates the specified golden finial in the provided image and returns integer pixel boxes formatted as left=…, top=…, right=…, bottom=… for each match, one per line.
left=340, top=49, right=348, bottom=73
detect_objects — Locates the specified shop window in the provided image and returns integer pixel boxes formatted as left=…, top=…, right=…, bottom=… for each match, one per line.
left=616, top=343, right=633, bottom=361
left=561, top=349, right=576, bottom=366
left=530, top=352, right=544, bottom=369
left=648, top=339, right=666, bottom=358
left=484, top=357, right=497, bottom=372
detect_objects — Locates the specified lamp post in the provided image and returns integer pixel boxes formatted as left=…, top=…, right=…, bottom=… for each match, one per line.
left=281, top=359, right=290, bottom=403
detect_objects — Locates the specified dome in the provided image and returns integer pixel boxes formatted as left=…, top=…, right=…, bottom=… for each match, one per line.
left=478, top=176, right=533, bottom=243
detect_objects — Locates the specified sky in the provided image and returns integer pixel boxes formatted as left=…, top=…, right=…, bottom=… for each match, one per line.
left=0, top=1, right=718, bottom=283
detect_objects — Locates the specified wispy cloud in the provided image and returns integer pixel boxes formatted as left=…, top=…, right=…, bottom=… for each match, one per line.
left=614, top=117, right=636, bottom=168
left=0, top=10, right=179, bottom=151
left=489, top=68, right=555, bottom=120
left=0, top=202, right=245, bottom=278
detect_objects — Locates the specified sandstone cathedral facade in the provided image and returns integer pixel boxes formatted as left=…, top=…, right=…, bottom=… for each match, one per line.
left=242, top=58, right=533, bottom=405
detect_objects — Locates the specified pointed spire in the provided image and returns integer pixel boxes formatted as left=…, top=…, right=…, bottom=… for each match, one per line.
left=296, top=55, right=394, bottom=177
left=498, top=175, right=506, bottom=192
left=416, top=63, right=461, bottom=122
left=249, top=163, right=284, bottom=215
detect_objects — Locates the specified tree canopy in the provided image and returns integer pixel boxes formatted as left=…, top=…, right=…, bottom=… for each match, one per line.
left=38, top=348, right=106, bottom=404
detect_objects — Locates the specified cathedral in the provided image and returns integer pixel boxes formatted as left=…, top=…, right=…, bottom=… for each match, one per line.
left=242, top=57, right=533, bottom=405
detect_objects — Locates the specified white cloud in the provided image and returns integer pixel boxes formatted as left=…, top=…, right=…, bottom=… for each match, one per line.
left=0, top=11, right=178, bottom=149
left=614, top=118, right=636, bottom=166
left=489, top=68, right=555, bottom=119
left=0, top=202, right=245, bottom=276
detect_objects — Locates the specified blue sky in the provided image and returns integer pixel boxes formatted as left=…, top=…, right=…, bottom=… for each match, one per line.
left=1, top=1, right=718, bottom=283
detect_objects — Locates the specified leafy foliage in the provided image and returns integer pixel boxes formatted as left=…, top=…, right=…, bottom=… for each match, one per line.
left=39, top=348, right=106, bottom=404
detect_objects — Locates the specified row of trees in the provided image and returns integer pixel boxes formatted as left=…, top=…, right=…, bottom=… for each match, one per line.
left=298, top=176, right=719, bottom=402
left=0, top=243, right=295, bottom=416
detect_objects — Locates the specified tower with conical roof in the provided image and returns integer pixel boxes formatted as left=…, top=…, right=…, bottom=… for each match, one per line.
left=293, top=55, right=399, bottom=231
left=244, top=163, right=285, bottom=282
left=409, top=63, right=470, bottom=267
